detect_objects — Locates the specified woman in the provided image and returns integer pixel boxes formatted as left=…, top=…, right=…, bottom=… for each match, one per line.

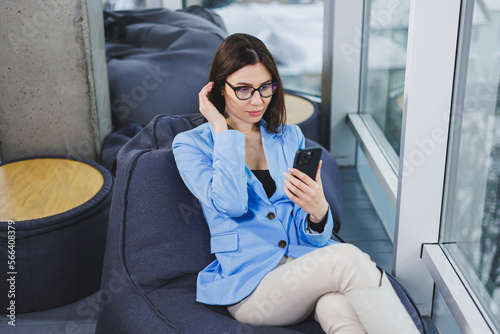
left=172, top=33, right=418, bottom=333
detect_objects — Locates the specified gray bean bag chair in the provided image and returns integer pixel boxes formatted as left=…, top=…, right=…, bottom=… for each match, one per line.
left=95, top=114, right=425, bottom=333
left=104, top=8, right=227, bottom=129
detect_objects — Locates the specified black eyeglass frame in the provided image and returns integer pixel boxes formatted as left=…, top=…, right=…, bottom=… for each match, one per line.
left=225, top=81, right=279, bottom=101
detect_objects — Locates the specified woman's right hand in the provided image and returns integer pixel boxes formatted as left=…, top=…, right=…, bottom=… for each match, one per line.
left=199, top=82, right=228, bottom=133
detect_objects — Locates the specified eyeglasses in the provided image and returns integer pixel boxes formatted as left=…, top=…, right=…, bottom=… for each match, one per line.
left=225, top=81, right=279, bottom=100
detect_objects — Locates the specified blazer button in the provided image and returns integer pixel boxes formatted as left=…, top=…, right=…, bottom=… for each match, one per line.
left=278, top=240, right=287, bottom=248
left=267, top=212, right=276, bottom=220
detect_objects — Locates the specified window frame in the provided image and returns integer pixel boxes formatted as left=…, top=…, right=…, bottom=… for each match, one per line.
left=333, top=0, right=406, bottom=223
left=393, top=0, right=460, bottom=317
left=347, top=113, right=399, bottom=206
left=326, top=0, right=364, bottom=166
left=337, top=0, right=407, bottom=238
left=393, top=0, right=498, bottom=331
left=422, top=244, right=495, bottom=333
left=358, top=0, right=407, bottom=167
left=331, top=0, right=499, bottom=329
left=436, top=0, right=500, bottom=330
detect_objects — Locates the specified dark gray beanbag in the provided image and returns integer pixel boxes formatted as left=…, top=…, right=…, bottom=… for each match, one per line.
left=104, top=8, right=227, bottom=129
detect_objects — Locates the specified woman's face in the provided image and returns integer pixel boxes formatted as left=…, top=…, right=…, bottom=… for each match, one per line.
left=223, top=63, right=273, bottom=129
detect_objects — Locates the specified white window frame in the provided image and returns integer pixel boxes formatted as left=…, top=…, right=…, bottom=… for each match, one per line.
left=394, top=0, right=497, bottom=331
left=328, top=0, right=402, bottom=209
left=325, top=0, right=497, bottom=330
left=325, top=0, right=402, bottom=240
left=394, top=0, right=460, bottom=316
left=326, top=0, right=364, bottom=166
left=422, top=244, right=496, bottom=333
left=347, top=113, right=399, bottom=206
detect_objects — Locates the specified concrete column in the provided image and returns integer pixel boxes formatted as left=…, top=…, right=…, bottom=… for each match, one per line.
left=0, top=0, right=111, bottom=162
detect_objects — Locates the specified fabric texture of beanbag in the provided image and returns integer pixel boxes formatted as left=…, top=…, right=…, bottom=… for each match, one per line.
left=104, top=8, right=227, bottom=129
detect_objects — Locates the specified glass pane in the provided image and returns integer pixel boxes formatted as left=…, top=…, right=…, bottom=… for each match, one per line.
left=359, top=0, right=410, bottom=155
left=104, top=0, right=324, bottom=96
left=213, top=0, right=323, bottom=96
left=442, top=1, right=500, bottom=329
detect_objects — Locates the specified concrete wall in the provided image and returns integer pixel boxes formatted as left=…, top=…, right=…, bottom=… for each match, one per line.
left=0, top=0, right=111, bottom=162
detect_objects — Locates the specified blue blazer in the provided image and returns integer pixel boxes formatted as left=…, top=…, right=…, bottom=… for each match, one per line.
left=172, top=120, right=338, bottom=305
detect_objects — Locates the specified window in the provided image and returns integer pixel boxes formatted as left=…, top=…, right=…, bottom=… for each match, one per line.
left=441, top=1, right=500, bottom=329
left=359, top=0, right=410, bottom=158
left=212, top=0, right=324, bottom=96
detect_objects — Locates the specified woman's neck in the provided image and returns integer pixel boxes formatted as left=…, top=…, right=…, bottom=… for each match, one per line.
left=226, top=119, right=260, bottom=135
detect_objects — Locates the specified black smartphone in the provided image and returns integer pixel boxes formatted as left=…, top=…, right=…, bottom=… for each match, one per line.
left=292, top=147, right=322, bottom=180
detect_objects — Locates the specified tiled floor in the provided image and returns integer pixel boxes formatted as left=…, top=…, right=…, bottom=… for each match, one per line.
left=0, top=167, right=437, bottom=333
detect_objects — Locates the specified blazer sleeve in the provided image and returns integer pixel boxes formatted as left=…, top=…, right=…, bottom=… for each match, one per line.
left=289, top=125, right=334, bottom=247
left=172, top=129, right=249, bottom=218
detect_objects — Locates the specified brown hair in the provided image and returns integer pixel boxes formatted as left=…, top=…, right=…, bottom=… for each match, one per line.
left=208, top=33, right=286, bottom=134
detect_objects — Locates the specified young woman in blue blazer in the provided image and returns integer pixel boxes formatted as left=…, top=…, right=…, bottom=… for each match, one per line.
left=172, top=33, right=418, bottom=333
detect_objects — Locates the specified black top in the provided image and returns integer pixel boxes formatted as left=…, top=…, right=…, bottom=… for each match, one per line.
left=252, top=169, right=276, bottom=198
left=252, top=169, right=326, bottom=233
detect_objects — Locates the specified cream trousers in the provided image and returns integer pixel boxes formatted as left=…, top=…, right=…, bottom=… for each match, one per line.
left=227, top=243, right=382, bottom=333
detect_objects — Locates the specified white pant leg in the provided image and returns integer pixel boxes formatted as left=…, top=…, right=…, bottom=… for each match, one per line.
left=315, top=292, right=366, bottom=334
left=227, top=243, right=381, bottom=328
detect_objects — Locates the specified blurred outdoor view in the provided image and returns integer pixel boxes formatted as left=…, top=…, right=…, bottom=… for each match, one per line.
left=442, top=1, right=500, bottom=328
left=360, top=0, right=410, bottom=156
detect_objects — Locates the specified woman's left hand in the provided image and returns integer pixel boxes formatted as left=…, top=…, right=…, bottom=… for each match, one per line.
left=284, top=160, right=329, bottom=223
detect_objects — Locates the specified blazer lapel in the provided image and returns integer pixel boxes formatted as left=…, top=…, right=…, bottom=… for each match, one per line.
left=245, top=122, right=287, bottom=204
left=245, top=166, right=270, bottom=202
left=260, top=123, right=287, bottom=203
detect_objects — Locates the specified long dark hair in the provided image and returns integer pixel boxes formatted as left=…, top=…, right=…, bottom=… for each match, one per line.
left=208, top=33, right=286, bottom=134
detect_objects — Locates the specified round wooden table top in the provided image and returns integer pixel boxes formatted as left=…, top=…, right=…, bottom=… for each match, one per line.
left=0, top=158, right=104, bottom=222
left=285, top=93, right=315, bottom=125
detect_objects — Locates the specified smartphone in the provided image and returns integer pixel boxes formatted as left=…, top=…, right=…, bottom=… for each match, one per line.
left=292, top=147, right=322, bottom=180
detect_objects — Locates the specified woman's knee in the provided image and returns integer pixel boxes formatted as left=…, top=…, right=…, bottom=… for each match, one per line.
left=315, top=292, right=366, bottom=334
left=316, top=292, right=352, bottom=316
left=321, top=244, right=381, bottom=290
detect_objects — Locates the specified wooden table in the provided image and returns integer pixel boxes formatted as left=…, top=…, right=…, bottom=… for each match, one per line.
left=0, top=157, right=112, bottom=313
left=285, top=93, right=315, bottom=125
left=0, top=158, right=104, bottom=221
